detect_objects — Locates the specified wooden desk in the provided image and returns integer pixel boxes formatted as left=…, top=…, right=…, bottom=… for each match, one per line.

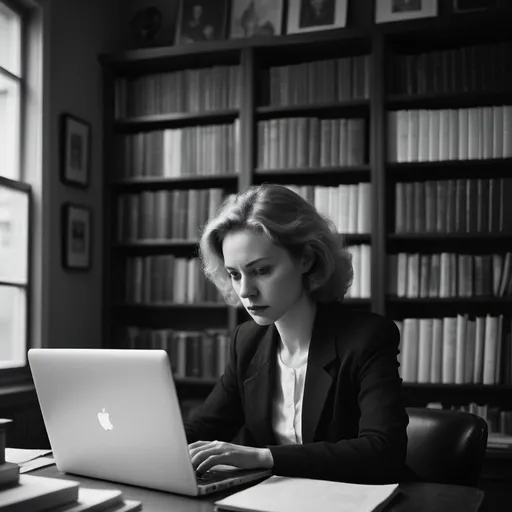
left=32, top=465, right=485, bottom=512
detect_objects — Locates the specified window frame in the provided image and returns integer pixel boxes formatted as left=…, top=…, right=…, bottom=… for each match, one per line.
left=0, top=0, right=33, bottom=385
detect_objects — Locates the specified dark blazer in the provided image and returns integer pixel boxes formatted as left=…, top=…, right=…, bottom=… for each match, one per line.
left=184, top=301, right=409, bottom=484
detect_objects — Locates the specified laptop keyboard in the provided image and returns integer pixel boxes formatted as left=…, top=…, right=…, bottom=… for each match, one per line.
left=196, top=469, right=247, bottom=484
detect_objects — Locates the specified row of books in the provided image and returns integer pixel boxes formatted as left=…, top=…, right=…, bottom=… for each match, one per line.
left=428, top=402, right=512, bottom=438
left=388, top=252, right=512, bottom=299
left=116, top=188, right=227, bottom=242
left=115, top=122, right=240, bottom=179
left=390, top=41, right=512, bottom=96
left=257, top=117, right=366, bottom=170
left=388, top=106, right=512, bottom=162
left=121, top=256, right=222, bottom=305
left=119, top=327, right=230, bottom=379
left=451, top=404, right=512, bottom=438
left=283, top=183, right=371, bottom=235
left=115, top=65, right=241, bottom=118
left=345, top=245, right=371, bottom=300
left=395, top=179, right=512, bottom=234
left=395, top=315, right=509, bottom=385
left=267, top=54, right=370, bottom=106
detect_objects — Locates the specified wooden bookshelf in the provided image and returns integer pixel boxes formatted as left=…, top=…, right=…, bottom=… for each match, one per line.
left=100, top=5, right=512, bottom=418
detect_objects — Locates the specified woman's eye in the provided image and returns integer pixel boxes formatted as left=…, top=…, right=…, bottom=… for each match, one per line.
left=229, top=273, right=240, bottom=281
left=254, top=267, right=270, bottom=276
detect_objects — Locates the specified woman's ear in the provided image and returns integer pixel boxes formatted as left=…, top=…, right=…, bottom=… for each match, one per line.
left=300, top=245, right=315, bottom=274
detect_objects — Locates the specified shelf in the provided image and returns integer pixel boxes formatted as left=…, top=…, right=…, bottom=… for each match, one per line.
left=389, top=297, right=512, bottom=305
left=388, top=297, right=512, bottom=317
left=389, top=233, right=511, bottom=241
left=402, top=383, right=512, bottom=407
left=254, top=165, right=371, bottom=185
left=113, top=239, right=198, bottom=249
left=343, top=234, right=371, bottom=244
left=100, top=28, right=368, bottom=67
left=113, top=302, right=227, bottom=309
left=114, top=109, right=239, bottom=131
left=387, top=158, right=512, bottom=180
left=387, top=90, right=512, bottom=110
left=109, top=173, right=238, bottom=190
left=256, top=100, right=369, bottom=118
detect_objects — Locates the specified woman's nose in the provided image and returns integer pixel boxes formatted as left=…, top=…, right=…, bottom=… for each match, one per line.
left=239, top=275, right=257, bottom=298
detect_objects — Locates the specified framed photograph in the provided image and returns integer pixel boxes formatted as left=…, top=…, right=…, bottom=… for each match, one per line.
left=453, top=0, right=498, bottom=12
left=176, top=0, right=228, bottom=44
left=375, top=0, right=437, bottom=24
left=62, top=203, right=92, bottom=271
left=60, top=114, right=91, bottom=188
left=287, top=0, right=348, bottom=34
left=123, top=0, right=180, bottom=48
left=229, top=0, right=284, bottom=39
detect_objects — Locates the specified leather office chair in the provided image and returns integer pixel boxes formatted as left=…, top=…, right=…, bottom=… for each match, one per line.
left=405, top=407, right=488, bottom=487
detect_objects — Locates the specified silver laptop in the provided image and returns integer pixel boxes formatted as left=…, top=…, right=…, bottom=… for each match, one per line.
left=28, top=348, right=271, bottom=496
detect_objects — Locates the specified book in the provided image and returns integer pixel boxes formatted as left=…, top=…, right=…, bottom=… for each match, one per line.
left=214, top=476, right=399, bottom=512
left=0, top=474, right=79, bottom=512
left=0, top=462, right=19, bottom=488
left=51, top=487, right=141, bottom=511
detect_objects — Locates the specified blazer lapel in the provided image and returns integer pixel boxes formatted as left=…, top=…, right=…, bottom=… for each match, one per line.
left=301, top=303, right=339, bottom=444
left=243, top=325, right=278, bottom=446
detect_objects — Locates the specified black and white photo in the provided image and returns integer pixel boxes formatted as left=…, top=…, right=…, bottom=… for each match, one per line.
left=176, top=0, right=228, bottom=44
left=375, top=0, right=437, bottom=23
left=62, top=203, right=92, bottom=271
left=287, top=0, right=347, bottom=33
left=229, top=0, right=284, bottom=38
left=60, top=114, right=91, bottom=188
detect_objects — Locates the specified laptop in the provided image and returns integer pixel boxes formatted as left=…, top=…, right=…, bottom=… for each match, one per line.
left=28, top=348, right=272, bottom=495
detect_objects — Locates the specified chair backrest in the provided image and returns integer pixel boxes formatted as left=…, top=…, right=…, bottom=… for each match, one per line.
left=406, top=407, right=488, bottom=487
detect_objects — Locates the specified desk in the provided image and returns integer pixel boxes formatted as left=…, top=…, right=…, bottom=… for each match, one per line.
left=31, top=465, right=485, bottom=512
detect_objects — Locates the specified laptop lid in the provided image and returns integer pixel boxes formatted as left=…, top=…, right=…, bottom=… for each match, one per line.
left=28, top=348, right=203, bottom=495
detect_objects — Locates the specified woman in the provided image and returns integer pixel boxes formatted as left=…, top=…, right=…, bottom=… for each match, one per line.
left=185, top=184, right=408, bottom=484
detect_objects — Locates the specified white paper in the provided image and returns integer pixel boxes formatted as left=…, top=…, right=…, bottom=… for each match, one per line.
left=19, top=456, right=56, bottom=474
left=215, top=476, right=399, bottom=512
left=5, top=448, right=53, bottom=464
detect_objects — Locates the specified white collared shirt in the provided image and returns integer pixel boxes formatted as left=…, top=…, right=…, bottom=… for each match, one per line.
left=271, top=349, right=308, bottom=445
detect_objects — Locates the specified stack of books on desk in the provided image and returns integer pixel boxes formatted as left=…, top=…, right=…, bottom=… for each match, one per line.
left=0, top=473, right=143, bottom=511
left=0, top=418, right=142, bottom=511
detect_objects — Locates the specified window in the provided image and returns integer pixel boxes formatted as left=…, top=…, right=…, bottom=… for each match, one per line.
left=0, top=0, right=31, bottom=371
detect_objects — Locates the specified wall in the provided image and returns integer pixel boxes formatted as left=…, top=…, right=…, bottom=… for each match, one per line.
left=38, top=0, right=123, bottom=349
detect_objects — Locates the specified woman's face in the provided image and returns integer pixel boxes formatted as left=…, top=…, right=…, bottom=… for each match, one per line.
left=222, top=229, right=309, bottom=325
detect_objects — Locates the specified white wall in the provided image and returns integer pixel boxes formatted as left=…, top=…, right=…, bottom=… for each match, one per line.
left=37, top=0, right=123, bottom=348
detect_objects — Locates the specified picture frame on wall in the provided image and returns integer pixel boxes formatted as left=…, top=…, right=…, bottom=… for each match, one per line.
left=287, top=0, right=348, bottom=34
left=62, top=203, right=92, bottom=271
left=453, top=0, right=498, bottom=13
left=229, top=0, right=284, bottom=39
left=60, top=114, right=91, bottom=188
left=375, top=0, right=437, bottom=24
left=176, top=0, right=229, bottom=44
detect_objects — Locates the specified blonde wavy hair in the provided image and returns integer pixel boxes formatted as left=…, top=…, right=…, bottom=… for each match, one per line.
left=199, top=183, right=353, bottom=306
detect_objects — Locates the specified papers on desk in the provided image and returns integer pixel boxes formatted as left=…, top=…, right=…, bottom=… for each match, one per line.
left=215, top=476, right=399, bottom=512
left=5, top=448, right=52, bottom=464
left=5, top=448, right=55, bottom=473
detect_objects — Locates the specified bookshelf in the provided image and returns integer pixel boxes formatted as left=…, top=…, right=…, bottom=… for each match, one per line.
left=100, top=7, right=512, bottom=427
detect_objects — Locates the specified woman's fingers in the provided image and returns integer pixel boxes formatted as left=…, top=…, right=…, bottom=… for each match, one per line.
left=196, top=453, right=228, bottom=475
left=190, top=441, right=227, bottom=469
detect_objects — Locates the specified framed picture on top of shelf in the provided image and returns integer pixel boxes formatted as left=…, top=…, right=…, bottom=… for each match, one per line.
left=61, top=203, right=92, bottom=271
left=123, top=0, right=180, bottom=48
left=287, top=0, right=348, bottom=34
left=453, top=0, right=498, bottom=13
left=229, top=0, right=284, bottom=38
left=375, top=0, right=437, bottom=24
left=176, top=0, right=228, bottom=44
left=60, top=113, right=91, bottom=188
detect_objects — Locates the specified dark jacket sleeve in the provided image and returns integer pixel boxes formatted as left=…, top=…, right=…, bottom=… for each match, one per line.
left=268, top=318, right=408, bottom=484
left=183, top=325, right=245, bottom=443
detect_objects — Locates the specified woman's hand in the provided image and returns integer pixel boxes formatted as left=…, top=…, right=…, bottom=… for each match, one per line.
left=188, top=440, right=274, bottom=475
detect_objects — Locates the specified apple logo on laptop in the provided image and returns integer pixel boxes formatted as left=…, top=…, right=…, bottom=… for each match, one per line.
left=98, top=408, right=114, bottom=431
